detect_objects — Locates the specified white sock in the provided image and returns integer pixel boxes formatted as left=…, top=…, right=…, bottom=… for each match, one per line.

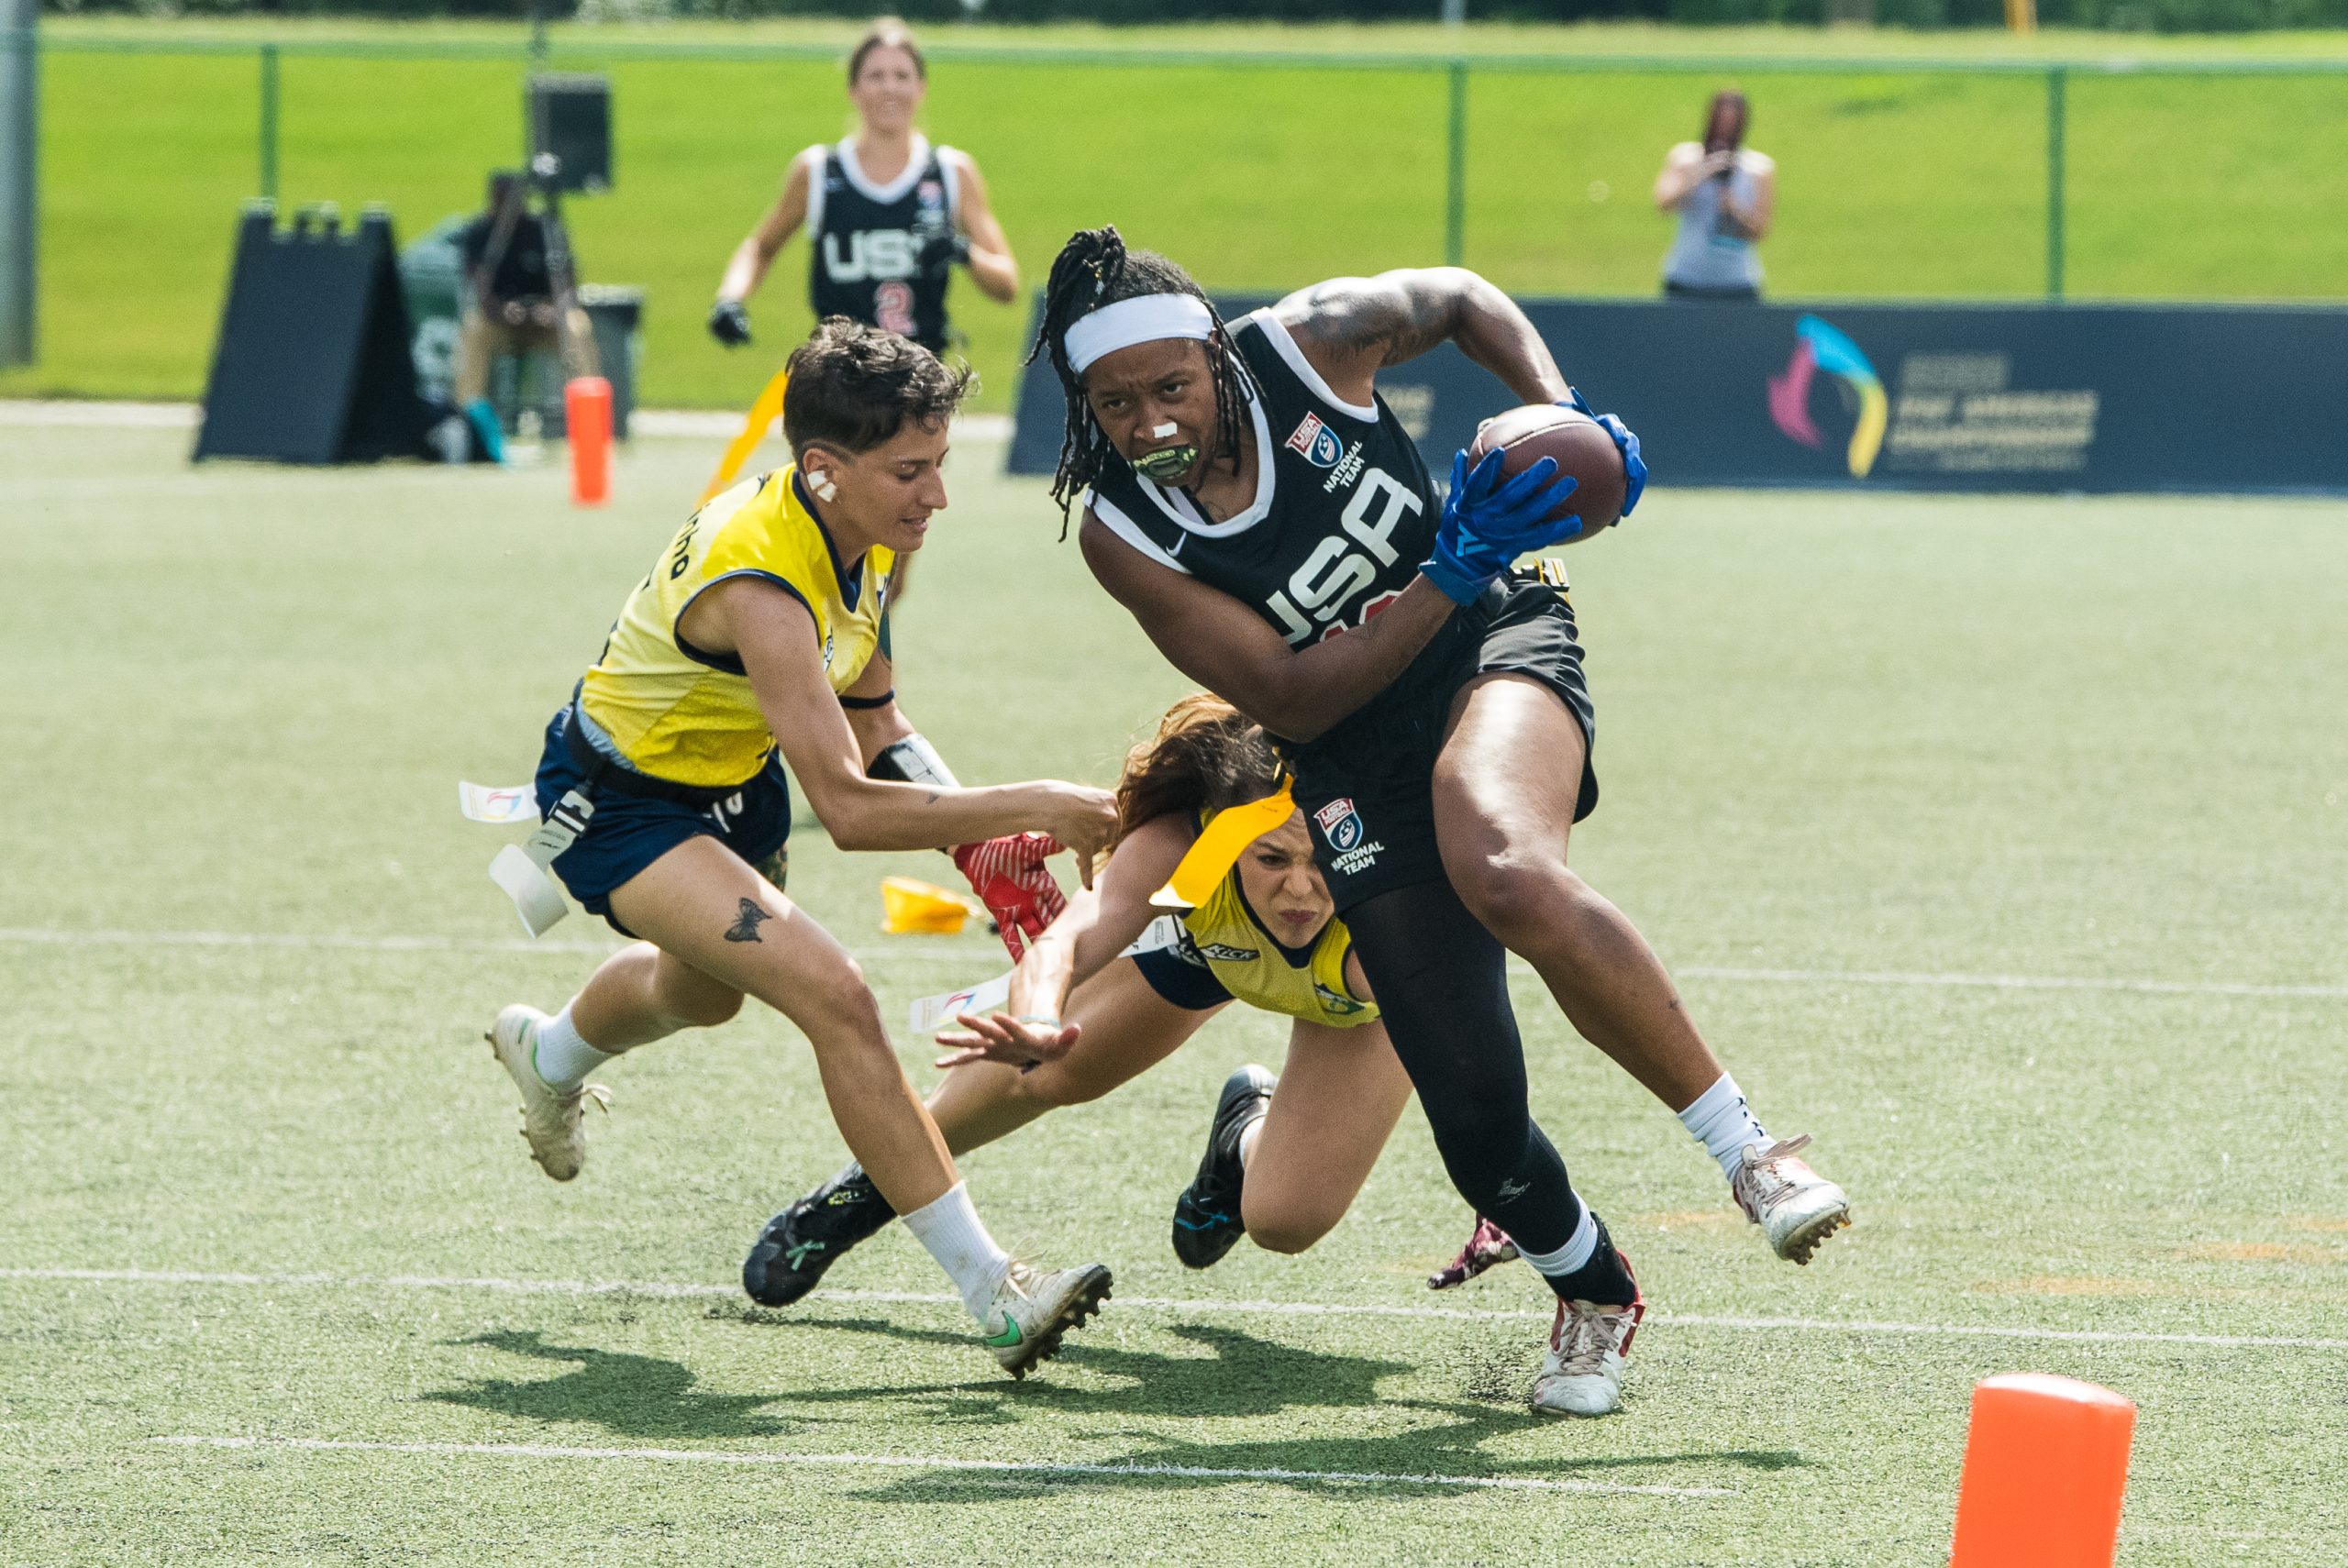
left=1512, top=1198, right=1599, bottom=1279
left=1678, top=1072, right=1771, bottom=1182
left=1237, top=1117, right=1264, bottom=1170
left=532, top=1004, right=619, bottom=1093
left=900, top=1182, right=1013, bottom=1322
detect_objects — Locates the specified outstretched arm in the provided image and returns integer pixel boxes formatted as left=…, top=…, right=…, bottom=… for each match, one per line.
left=696, top=577, right=1116, bottom=865
left=1272, top=268, right=1570, bottom=412
left=1080, top=515, right=1458, bottom=745
left=934, top=816, right=1190, bottom=1069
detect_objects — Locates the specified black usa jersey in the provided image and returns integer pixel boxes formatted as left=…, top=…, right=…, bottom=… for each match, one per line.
left=807, top=138, right=956, bottom=352
left=1086, top=311, right=1445, bottom=656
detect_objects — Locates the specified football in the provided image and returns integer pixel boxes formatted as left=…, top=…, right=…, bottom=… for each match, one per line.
left=1467, top=403, right=1628, bottom=530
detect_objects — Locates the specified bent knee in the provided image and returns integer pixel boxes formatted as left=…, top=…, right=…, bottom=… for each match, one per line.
left=1010, top=1065, right=1113, bottom=1110
left=1453, top=855, right=1579, bottom=944
left=1243, top=1198, right=1343, bottom=1256
left=666, top=988, right=746, bottom=1030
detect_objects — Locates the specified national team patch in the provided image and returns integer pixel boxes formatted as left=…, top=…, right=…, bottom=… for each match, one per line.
left=1284, top=413, right=1344, bottom=470
left=1313, top=796, right=1365, bottom=853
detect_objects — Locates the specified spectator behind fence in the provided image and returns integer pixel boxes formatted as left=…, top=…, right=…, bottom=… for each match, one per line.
left=455, top=171, right=598, bottom=436
left=1654, top=91, right=1775, bottom=301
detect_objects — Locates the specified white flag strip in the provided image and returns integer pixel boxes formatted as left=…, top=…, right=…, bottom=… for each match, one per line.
left=460, top=781, right=541, bottom=824
left=907, top=974, right=1013, bottom=1036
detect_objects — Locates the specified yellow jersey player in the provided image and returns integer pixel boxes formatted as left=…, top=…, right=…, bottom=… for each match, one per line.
left=743, top=694, right=1421, bottom=1304
left=482, top=319, right=1116, bottom=1379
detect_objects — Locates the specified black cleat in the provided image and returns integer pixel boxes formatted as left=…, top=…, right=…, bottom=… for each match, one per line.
left=1171, top=1065, right=1276, bottom=1270
left=743, top=1164, right=897, bottom=1306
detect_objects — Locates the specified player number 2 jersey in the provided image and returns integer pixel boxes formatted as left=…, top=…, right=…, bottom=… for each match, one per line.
left=806, top=136, right=958, bottom=352
left=577, top=468, right=892, bottom=789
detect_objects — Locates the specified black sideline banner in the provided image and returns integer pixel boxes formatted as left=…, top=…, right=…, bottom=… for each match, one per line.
left=1009, top=295, right=2348, bottom=496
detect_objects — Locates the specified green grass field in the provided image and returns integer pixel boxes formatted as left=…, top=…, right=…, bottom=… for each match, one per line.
left=6, top=17, right=2348, bottom=412
left=3, top=421, right=2345, bottom=1563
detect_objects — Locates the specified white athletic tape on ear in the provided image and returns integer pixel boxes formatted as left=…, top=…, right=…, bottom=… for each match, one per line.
left=808, top=471, right=839, bottom=502
left=908, top=973, right=1013, bottom=1036
left=1063, top=293, right=1214, bottom=374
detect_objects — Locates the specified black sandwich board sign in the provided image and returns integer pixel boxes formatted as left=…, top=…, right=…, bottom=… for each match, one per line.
left=194, top=204, right=435, bottom=465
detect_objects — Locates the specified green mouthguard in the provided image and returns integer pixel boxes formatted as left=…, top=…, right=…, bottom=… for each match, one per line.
left=1133, top=445, right=1200, bottom=482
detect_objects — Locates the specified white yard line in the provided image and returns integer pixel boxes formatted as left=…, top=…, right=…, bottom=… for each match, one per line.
left=11, top=1267, right=2345, bottom=1353
left=0, top=400, right=1013, bottom=444
left=1678, top=964, right=2348, bottom=1001
left=6, top=924, right=2342, bottom=999
left=0, top=926, right=991, bottom=966
left=0, top=400, right=198, bottom=427
left=149, top=1434, right=1731, bottom=1498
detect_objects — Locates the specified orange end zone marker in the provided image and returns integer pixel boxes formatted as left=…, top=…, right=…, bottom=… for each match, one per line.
left=565, top=377, right=612, bottom=508
left=1950, top=1373, right=2135, bottom=1568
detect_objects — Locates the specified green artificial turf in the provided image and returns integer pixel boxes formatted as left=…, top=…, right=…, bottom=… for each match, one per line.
left=5, top=17, right=2348, bottom=411
left=1, top=425, right=2344, bottom=1563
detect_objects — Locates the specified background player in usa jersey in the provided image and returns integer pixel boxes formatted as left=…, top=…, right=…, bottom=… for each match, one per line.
left=705, top=17, right=1019, bottom=356
left=1028, top=227, right=1852, bottom=1417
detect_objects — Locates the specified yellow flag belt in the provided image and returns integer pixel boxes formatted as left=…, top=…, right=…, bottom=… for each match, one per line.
left=701, top=367, right=792, bottom=505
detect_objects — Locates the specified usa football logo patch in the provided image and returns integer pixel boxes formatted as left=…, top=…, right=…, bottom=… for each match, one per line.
left=1285, top=413, right=1343, bottom=470
left=1313, top=796, right=1365, bottom=853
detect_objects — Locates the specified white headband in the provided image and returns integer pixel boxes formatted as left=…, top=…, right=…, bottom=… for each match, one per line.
left=1063, top=293, right=1215, bottom=374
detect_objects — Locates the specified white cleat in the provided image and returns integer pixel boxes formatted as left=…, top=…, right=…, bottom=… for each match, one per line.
left=1731, top=1133, right=1851, bottom=1264
left=1530, top=1255, right=1645, bottom=1418
left=485, top=1003, right=608, bottom=1183
left=980, top=1260, right=1113, bottom=1379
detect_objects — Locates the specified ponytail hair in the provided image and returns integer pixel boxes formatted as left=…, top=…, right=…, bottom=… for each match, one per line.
left=1024, top=226, right=1253, bottom=525
left=1113, top=693, right=1281, bottom=846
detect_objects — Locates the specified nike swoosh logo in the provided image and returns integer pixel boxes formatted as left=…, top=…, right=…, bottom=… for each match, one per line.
left=982, top=1314, right=1023, bottom=1348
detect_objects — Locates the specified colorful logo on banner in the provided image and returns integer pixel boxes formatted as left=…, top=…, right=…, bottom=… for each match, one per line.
left=1768, top=315, right=1887, bottom=478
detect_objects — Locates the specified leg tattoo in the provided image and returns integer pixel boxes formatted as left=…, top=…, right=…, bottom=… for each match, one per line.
left=723, top=898, right=770, bottom=944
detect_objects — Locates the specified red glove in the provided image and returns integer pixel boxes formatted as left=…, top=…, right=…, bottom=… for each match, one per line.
left=950, top=834, right=1068, bottom=963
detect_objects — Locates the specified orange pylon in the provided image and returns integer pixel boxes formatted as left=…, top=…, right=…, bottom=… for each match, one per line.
left=1950, top=1373, right=2135, bottom=1568
left=565, top=376, right=612, bottom=508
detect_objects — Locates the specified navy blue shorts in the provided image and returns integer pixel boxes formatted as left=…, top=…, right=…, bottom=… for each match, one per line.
left=533, top=706, right=792, bottom=936
left=1127, top=942, right=1235, bottom=1012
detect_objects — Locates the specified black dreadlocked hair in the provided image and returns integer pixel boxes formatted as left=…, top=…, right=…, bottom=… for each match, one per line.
left=1024, top=226, right=1254, bottom=525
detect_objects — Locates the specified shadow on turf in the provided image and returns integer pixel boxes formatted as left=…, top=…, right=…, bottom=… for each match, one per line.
left=747, top=1316, right=1807, bottom=1498
left=422, top=1331, right=806, bottom=1441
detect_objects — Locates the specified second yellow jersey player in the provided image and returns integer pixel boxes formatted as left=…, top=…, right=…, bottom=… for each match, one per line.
left=745, top=693, right=1422, bottom=1307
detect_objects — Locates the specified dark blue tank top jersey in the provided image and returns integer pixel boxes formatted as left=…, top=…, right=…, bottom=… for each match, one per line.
left=1084, top=310, right=1599, bottom=911
left=806, top=138, right=958, bottom=353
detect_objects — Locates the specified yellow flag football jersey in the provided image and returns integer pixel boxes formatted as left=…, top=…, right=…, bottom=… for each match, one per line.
left=1176, top=823, right=1379, bottom=1030
left=578, top=469, right=892, bottom=788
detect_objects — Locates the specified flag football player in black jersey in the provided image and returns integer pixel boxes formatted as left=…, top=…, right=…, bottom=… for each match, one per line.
left=1029, top=227, right=1852, bottom=1417
left=707, top=18, right=1018, bottom=356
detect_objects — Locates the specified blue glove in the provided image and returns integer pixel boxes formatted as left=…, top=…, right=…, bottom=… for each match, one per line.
left=1562, top=387, right=1648, bottom=519
left=1421, top=446, right=1582, bottom=607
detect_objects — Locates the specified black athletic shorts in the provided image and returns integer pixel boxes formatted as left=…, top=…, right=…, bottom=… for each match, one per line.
left=1290, top=568, right=1598, bottom=915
